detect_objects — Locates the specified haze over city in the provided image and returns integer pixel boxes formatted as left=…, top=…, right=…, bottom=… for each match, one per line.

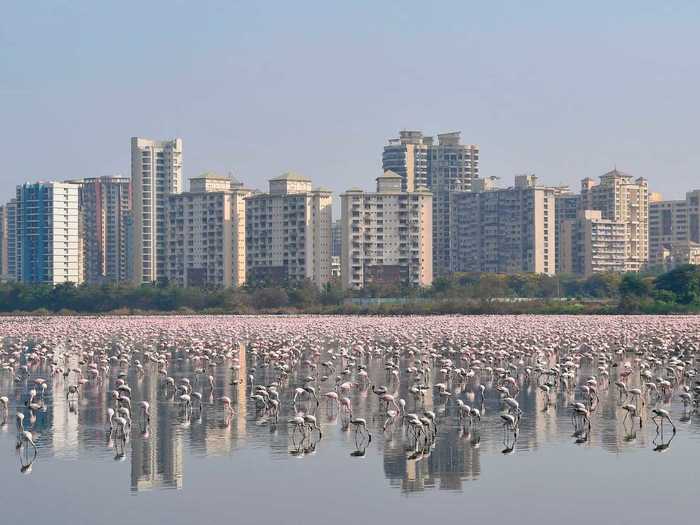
left=3, top=1, right=700, bottom=203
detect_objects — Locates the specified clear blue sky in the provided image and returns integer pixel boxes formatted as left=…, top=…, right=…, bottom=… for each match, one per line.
left=2, top=1, right=700, bottom=205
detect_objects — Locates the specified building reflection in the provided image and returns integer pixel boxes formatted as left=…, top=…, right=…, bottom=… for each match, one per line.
left=130, top=371, right=183, bottom=491
left=3, top=340, right=677, bottom=495
left=51, top=352, right=79, bottom=457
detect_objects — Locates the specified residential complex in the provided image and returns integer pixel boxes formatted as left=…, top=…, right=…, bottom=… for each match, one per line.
left=340, top=171, right=432, bottom=289
left=245, top=173, right=332, bottom=287
left=131, top=137, right=183, bottom=284
left=2, top=133, right=699, bottom=291
left=79, top=176, right=132, bottom=284
left=15, top=182, right=82, bottom=285
left=383, top=131, right=479, bottom=276
left=448, top=175, right=556, bottom=275
left=581, top=170, right=649, bottom=272
left=649, top=189, right=700, bottom=265
left=164, top=173, right=249, bottom=287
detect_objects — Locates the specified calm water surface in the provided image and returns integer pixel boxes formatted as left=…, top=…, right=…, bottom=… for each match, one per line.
left=1, top=315, right=698, bottom=524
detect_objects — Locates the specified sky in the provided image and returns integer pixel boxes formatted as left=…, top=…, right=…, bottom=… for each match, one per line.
left=2, top=1, right=700, bottom=207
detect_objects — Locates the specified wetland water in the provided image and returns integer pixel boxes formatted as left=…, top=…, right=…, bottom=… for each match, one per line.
left=1, top=315, right=698, bottom=524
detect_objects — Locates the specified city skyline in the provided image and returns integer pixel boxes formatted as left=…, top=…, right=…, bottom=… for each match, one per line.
left=4, top=2, right=700, bottom=203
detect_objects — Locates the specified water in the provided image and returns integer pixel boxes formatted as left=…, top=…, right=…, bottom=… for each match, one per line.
left=1, top=315, right=698, bottom=524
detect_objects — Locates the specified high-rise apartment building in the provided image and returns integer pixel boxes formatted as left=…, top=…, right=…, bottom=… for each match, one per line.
left=649, top=189, right=700, bottom=265
left=165, top=173, right=249, bottom=288
left=5, top=199, right=17, bottom=280
left=581, top=170, right=649, bottom=272
left=383, top=130, right=479, bottom=276
left=0, top=205, right=8, bottom=278
left=131, top=137, right=183, bottom=284
left=560, top=210, right=626, bottom=276
left=245, top=173, right=332, bottom=287
left=554, top=189, right=580, bottom=274
left=79, top=176, right=132, bottom=283
left=449, top=175, right=556, bottom=275
left=340, top=171, right=432, bottom=290
left=16, top=182, right=82, bottom=285
left=382, top=131, right=430, bottom=192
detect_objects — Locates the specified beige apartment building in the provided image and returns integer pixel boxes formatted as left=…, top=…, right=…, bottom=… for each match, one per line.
left=560, top=210, right=626, bottom=277
left=581, top=170, right=649, bottom=272
left=449, top=175, right=556, bottom=275
left=245, top=173, right=332, bottom=287
left=164, top=173, right=249, bottom=288
left=79, top=176, right=132, bottom=284
left=340, top=171, right=432, bottom=290
left=131, top=137, right=183, bottom=284
left=383, top=130, right=479, bottom=276
left=649, top=189, right=700, bottom=265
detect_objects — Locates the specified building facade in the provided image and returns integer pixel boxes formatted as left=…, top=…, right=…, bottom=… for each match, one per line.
left=382, top=131, right=430, bottom=192
left=331, top=219, right=342, bottom=258
left=649, top=189, right=700, bottom=265
left=131, top=137, right=183, bottom=284
left=16, top=182, right=82, bottom=285
left=164, top=173, right=249, bottom=288
left=554, top=189, right=580, bottom=274
left=340, top=171, right=432, bottom=290
left=659, top=241, right=700, bottom=269
left=581, top=170, right=649, bottom=272
left=449, top=175, right=556, bottom=275
left=0, top=205, right=8, bottom=278
left=5, top=200, right=17, bottom=280
left=245, top=173, right=332, bottom=287
left=560, top=210, right=626, bottom=277
left=80, top=176, right=132, bottom=283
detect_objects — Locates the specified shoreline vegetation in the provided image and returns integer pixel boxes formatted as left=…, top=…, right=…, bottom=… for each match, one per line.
left=0, top=265, right=698, bottom=316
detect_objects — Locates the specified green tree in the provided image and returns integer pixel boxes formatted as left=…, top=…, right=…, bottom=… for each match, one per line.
left=251, top=287, right=289, bottom=309
left=320, top=280, right=345, bottom=305
left=655, top=264, right=700, bottom=304
left=619, top=273, right=651, bottom=298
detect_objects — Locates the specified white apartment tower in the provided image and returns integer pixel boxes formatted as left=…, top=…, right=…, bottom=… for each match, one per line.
left=16, top=182, right=82, bottom=285
left=131, top=137, right=182, bottom=284
left=165, top=173, right=249, bottom=288
left=245, top=173, right=332, bottom=287
left=581, top=170, right=649, bottom=272
left=341, top=171, right=432, bottom=290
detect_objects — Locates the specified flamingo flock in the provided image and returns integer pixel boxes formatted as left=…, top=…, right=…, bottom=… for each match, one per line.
left=0, top=314, right=699, bottom=473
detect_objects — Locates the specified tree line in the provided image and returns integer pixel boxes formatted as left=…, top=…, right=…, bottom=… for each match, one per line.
left=0, top=265, right=697, bottom=315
